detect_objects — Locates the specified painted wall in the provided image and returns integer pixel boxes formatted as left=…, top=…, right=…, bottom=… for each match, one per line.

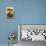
left=16, top=0, right=46, bottom=24
left=0, top=0, right=18, bottom=44
left=0, top=0, right=46, bottom=44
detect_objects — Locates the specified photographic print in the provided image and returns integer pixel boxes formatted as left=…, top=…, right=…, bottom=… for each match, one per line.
left=18, top=24, right=46, bottom=46
left=6, top=7, right=15, bottom=19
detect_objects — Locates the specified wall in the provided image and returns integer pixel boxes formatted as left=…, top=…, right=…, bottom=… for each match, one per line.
left=0, top=0, right=18, bottom=44
left=0, top=0, right=46, bottom=44
left=16, top=0, right=46, bottom=24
